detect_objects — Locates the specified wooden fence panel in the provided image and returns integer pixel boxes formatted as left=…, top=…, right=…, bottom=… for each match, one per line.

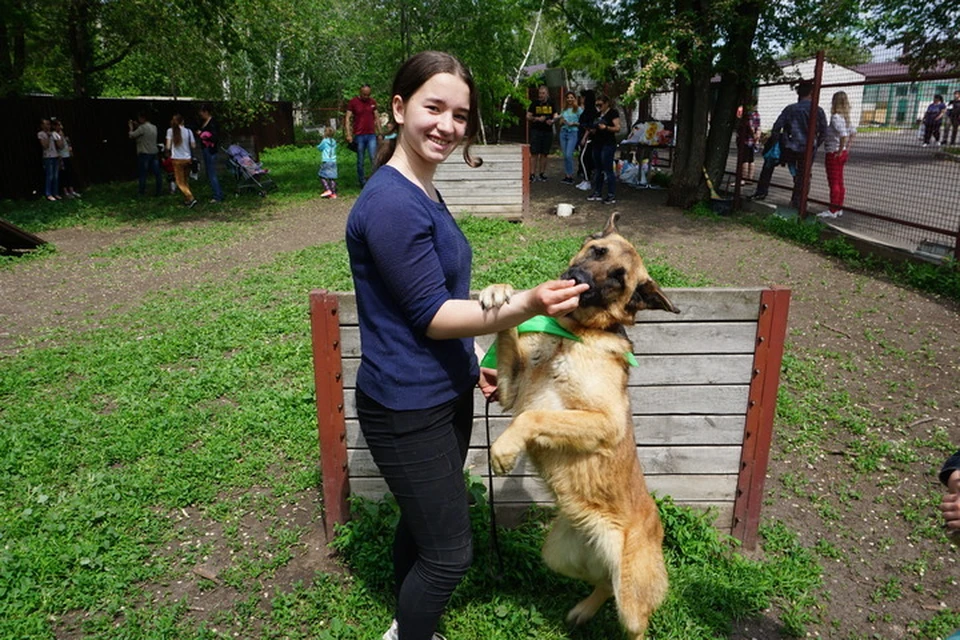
left=310, top=286, right=790, bottom=547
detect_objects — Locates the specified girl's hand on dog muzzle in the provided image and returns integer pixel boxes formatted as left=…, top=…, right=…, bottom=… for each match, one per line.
left=534, top=280, right=590, bottom=317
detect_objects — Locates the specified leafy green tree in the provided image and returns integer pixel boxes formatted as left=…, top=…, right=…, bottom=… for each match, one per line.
left=573, top=0, right=862, bottom=208
left=864, top=0, right=959, bottom=74
left=787, top=33, right=871, bottom=68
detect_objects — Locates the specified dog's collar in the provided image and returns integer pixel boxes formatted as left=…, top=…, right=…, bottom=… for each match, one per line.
left=479, top=316, right=638, bottom=368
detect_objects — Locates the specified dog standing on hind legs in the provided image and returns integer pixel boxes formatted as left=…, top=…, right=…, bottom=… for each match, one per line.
left=479, top=212, right=678, bottom=639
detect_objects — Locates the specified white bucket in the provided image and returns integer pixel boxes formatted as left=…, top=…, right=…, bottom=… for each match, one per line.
left=557, top=203, right=574, bottom=218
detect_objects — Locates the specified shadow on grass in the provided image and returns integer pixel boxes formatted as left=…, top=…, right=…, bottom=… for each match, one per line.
left=331, top=491, right=813, bottom=639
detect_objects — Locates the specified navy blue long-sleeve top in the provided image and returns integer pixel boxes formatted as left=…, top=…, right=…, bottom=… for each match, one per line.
left=345, top=165, right=478, bottom=410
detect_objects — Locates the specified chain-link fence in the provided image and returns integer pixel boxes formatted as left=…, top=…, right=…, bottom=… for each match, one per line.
left=726, top=50, right=960, bottom=261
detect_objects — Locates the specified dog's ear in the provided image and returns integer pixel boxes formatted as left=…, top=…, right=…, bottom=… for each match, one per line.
left=601, top=212, right=621, bottom=237
left=588, top=212, right=621, bottom=241
left=628, top=279, right=680, bottom=314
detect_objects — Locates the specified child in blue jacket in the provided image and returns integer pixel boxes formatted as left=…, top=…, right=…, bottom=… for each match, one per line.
left=317, top=127, right=338, bottom=198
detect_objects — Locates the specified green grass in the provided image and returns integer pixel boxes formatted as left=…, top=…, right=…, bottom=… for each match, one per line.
left=329, top=487, right=822, bottom=639
left=0, top=144, right=371, bottom=235
left=1, top=214, right=819, bottom=638
left=739, top=213, right=960, bottom=302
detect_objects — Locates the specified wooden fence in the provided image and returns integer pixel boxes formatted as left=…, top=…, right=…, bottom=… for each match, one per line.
left=434, top=144, right=529, bottom=220
left=310, top=287, right=790, bottom=549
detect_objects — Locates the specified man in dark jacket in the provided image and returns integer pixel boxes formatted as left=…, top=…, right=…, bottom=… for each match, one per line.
left=768, top=80, right=827, bottom=208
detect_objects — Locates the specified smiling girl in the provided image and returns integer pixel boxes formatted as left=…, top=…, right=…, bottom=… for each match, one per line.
left=345, top=51, right=587, bottom=640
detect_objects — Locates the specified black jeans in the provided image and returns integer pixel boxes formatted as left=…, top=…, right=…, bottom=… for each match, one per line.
left=137, top=152, right=162, bottom=196
left=592, top=142, right=616, bottom=198
left=753, top=156, right=778, bottom=197
left=356, top=389, right=474, bottom=640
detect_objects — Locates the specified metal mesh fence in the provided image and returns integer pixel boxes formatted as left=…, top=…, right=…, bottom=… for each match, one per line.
left=726, top=50, right=960, bottom=261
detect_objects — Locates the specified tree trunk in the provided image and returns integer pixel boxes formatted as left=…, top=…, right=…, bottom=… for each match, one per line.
left=666, top=67, right=712, bottom=208
left=68, top=0, right=93, bottom=96
left=704, top=0, right=763, bottom=189
left=666, top=0, right=714, bottom=208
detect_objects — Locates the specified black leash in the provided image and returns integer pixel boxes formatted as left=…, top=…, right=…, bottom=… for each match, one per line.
left=484, top=396, right=505, bottom=579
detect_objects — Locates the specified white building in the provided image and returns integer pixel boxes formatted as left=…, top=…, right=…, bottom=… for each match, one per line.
left=756, top=58, right=865, bottom=131
left=646, top=57, right=866, bottom=132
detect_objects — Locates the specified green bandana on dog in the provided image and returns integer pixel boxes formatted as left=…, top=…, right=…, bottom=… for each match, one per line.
left=480, top=316, right=639, bottom=368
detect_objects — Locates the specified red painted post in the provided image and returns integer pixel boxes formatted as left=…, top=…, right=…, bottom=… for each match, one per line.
left=309, top=290, right=350, bottom=541
left=798, top=51, right=825, bottom=220
left=732, top=287, right=791, bottom=548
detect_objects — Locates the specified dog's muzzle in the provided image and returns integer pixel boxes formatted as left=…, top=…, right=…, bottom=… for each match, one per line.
left=561, top=266, right=603, bottom=307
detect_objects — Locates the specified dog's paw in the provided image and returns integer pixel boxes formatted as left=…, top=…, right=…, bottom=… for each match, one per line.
left=490, top=434, right=522, bottom=475
left=478, top=284, right=514, bottom=311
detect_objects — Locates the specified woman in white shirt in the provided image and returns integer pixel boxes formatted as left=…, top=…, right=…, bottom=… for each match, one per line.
left=818, top=91, right=855, bottom=219
left=165, top=114, right=198, bottom=208
left=38, top=118, right=63, bottom=201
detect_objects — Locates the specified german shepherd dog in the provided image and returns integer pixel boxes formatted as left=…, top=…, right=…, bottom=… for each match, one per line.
left=478, top=213, right=679, bottom=639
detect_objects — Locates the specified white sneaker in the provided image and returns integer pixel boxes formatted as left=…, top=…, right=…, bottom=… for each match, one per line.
left=382, top=620, right=398, bottom=640
left=816, top=210, right=837, bottom=219
left=834, top=209, right=843, bottom=217
left=576, top=180, right=592, bottom=191
left=382, top=619, right=448, bottom=640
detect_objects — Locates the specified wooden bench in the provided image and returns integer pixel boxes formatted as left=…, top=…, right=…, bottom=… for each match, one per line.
left=310, top=287, right=790, bottom=549
left=433, top=144, right=529, bottom=220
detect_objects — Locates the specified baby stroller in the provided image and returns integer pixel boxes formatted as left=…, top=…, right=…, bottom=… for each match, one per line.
left=225, top=143, right=277, bottom=196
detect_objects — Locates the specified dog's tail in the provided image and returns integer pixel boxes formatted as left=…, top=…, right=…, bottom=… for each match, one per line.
left=616, top=514, right=668, bottom=639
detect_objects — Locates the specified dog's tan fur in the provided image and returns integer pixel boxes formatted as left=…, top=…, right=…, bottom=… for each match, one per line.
left=479, top=213, right=679, bottom=639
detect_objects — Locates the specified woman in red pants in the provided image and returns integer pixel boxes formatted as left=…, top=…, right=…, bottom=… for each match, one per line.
left=817, top=91, right=856, bottom=219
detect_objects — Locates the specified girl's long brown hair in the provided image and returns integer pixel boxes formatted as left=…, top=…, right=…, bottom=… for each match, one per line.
left=171, top=113, right=184, bottom=148
left=376, top=50, right=482, bottom=168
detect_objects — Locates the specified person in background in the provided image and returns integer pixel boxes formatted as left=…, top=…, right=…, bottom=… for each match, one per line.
left=53, top=119, right=80, bottom=198
left=346, top=50, right=587, bottom=640
left=197, top=104, right=224, bottom=203
left=345, top=84, right=381, bottom=187
left=737, top=101, right=761, bottom=182
left=945, top=90, right=960, bottom=146
left=316, top=126, right=339, bottom=199
left=586, top=93, right=620, bottom=205
left=527, top=84, right=556, bottom=182
left=576, top=89, right=598, bottom=190
left=558, top=90, right=582, bottom=184
left=38, top=117, right=63, bottom=201
left=768, top=79, right=827, bottom=209
left=817, top=91, right=856, bottom=220
left=922, top=94, right=946, bottom=147
left=129, top=111, right=163, bottom=197
left=165, top=113, right=198, bottom=208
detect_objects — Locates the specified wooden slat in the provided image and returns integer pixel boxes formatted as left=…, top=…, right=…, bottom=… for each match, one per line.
left=432, top=144, right=526, bottom=218
left=635, top=288, right=761, bottom=323
left=341, top=385, right=749, bottom=419
left=337, top=322, right=757, bottom=358
left=437, top=162, right=525, bottom=175
left=341, top=354, right=752, bottom=388
left=346, top=414, right=747, bottom=449
left=444, top=194, right=525, bottom=206
left=331, top=288, right=764, bottom=325
left=349, top=475, right=739, bottom=503
left=348, top=445, right=743, bottom=478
